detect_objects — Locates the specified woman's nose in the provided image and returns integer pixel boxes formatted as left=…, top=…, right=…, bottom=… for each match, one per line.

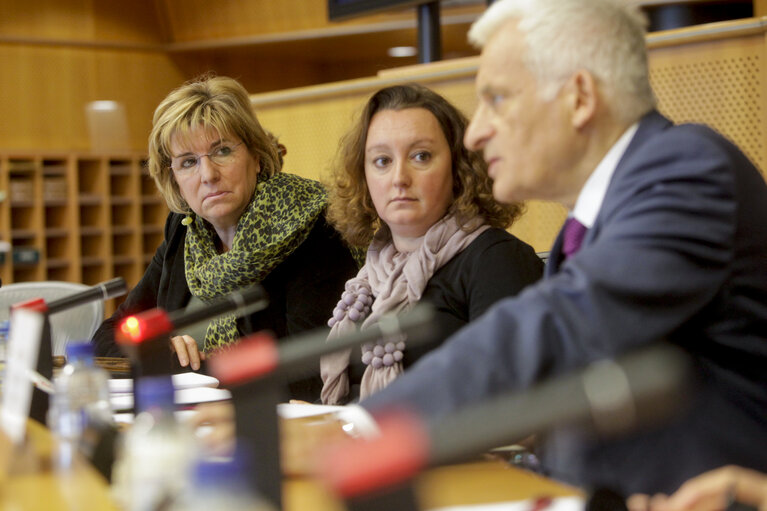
left=391, top=160, right=411, bottom=187
left=197, top=155, right=219, bottom=182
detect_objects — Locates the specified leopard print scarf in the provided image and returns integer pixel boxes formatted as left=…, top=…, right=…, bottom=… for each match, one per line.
left=184, top=172, right=327, bottom=351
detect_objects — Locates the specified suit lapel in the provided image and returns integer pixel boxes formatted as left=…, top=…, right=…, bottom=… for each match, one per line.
left=545, top=110, right=671, bottom=276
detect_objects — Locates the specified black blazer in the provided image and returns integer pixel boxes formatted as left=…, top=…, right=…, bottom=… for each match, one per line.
left=92, top=211, right=357, bottom=400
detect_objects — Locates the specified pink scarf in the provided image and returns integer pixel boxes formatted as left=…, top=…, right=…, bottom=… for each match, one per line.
left=320, top=214, right=489, bottom=404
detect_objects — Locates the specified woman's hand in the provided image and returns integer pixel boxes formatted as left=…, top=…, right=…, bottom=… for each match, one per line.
left=169, top=334, right=206, bottom=371
left=627, top=466, right=767, bottom=511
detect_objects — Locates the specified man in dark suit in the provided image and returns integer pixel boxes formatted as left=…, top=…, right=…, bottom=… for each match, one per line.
left=360, top=0, right=767, bottom=497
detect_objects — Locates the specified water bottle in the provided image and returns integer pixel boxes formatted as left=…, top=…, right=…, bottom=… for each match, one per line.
left=48, top=340, right=113, bottom=468
left=170, top=448, right=276, bottom=511
left=112, top=375, right=195, bottom=511
left=0, top=319, right=9, bottom=392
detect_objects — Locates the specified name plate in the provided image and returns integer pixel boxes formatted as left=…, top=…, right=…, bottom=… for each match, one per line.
left=1, top=308, right=45, bottom=445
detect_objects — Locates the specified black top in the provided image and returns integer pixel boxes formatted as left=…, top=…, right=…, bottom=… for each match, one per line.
left=92, top=211, right=357, bottom=400
left=348, top=227, right=544, bottom=391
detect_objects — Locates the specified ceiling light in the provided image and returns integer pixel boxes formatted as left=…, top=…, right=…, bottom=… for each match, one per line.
left=88, top=100, right=120, bottom=111
left=387, top=46, right=418, bottom=58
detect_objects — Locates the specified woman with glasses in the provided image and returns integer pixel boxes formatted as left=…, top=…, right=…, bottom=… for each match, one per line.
left=320, top=84, right=544, bottom=404
left=92, top=75, right=357, bottom=400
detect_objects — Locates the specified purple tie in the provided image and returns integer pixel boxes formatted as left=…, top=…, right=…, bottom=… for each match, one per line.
left=562, top=217, right=588, bottom=259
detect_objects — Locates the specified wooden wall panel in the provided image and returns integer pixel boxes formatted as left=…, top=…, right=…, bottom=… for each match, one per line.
left=649, top=33, right=766, bottom=171
left=158, top=0, right=482, bottom=42
left=0, top=45, right=184, bottom=150
left=0, top=0, right=165, bottom=44
left=250, top=18, right=767, bottom=254
left=0, top=0, right=94, bottom=40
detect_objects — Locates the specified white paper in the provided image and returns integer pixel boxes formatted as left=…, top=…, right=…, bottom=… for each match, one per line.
left=276, top=403, right=379, bottom=438
left=108, top=372, right=219, bottom=394
left=276, top=403, right=347, bottom=419
left=110, top=386, right=232, bottom=411
left=429, top=496, right=584, bottom=511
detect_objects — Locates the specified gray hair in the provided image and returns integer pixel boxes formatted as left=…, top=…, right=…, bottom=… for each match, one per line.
left=469, top=0, right=655, bottom=123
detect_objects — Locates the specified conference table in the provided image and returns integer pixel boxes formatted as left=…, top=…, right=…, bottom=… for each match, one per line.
left=0, top=357, right=581, bottom=510
left=0, top=418, right=581, bottom=511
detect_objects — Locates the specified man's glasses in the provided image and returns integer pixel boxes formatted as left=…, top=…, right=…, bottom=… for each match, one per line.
left=170, top=142, right=243, bottom=176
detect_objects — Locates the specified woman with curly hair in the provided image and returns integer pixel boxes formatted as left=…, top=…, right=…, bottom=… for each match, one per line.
left=321, top=84, right=543, bottom=404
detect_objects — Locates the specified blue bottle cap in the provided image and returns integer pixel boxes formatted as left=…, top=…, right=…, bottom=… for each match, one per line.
left=135, top=375, right=175, bottom=412
left=193, top=444, right=253, bottom=491
left=65, top=341, right=95, bottom=364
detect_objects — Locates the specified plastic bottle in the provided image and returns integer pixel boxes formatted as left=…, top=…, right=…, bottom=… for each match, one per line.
left=171, top=448, right=276, bottom=511
left=48, top=340, right=113, bottom=468
left=0, top=319, right=9, bottom=391
left=112, top=375, right=195, bottom=511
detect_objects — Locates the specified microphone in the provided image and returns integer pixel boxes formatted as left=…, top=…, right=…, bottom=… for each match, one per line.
left=115, top=284, right=268, bottom=412
left=428, top=343, right=694, bottom=466
left=10, top=277, right=127, bottom=316
left=209, top=302, right=437, bottom=386
left=46, top=278, right=127, bottom=315
left=205, top=303, right=438, bottom=510
left=8, top=278, right=129, bottom=425
left=116, top=284, right=268, bottom=349
left=319, top=343, right=695, bottom=503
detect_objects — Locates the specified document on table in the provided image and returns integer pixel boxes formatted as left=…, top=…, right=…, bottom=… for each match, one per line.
left=108, top=372, right=229, bottom=411
left=108, top=372, right=219, bottom=393
left=277, top=403, right=380, bottom=438
left=431, top=496, right=584, bottom=511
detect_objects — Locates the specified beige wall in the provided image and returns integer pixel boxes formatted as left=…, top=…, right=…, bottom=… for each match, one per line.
left=0, top=0, right=481, bottom=151
left=0, top=0, right=183, bottom=151
left=251, top=18, right=767, bottom=253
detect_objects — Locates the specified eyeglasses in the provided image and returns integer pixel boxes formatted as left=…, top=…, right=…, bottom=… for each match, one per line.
left=170, top=142, right=243, bottom=176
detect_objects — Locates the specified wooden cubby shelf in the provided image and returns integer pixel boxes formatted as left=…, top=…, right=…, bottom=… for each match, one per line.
left=0, top=152, right=168, bottom=316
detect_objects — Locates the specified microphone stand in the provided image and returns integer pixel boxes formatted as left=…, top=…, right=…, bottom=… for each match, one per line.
left=345, top=484, right=419, bottom=511
left=208, top=304, right=437, bottom=511
left=10, top=277, right=128, bottom=424
left=319, top=344, right=695, bottom=511
left=115, top=284, right=268, bottom=413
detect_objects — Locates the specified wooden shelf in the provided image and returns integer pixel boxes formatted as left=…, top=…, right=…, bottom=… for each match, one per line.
left=112, top=255, right=136, bottom=265
left=0, top=153, right=168, bottom=298
left=81, top=256, right=106, bottom=267
left=110, top=196, right=133, bottom=206
left=44, top=228, right=68, bottom=237
left=111, top=226, right=135, bottom=236
left=46, top=258, right=70, bottom=269
left=10, top=200, right=35, bottom=208
left=79, top=195, right=103, bottom=205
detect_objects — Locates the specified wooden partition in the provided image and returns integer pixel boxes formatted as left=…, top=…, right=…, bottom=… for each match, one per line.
left=251, top=17, right=767, bottom=253
left=646, top=17, right=767, bottom=171
left=0, top=151, right=168, bottom=314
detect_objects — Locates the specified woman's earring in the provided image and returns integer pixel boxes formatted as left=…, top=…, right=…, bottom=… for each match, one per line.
left=181, top=216, right=193, bottom=226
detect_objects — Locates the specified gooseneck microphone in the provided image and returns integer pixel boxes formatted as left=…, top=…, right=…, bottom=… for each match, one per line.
left=46, top=277, right=127, bottom=315
left=320, top=343, right=695, bottom=507
left=7, top=278, right=130, bottom=431
left=205, top=303, right=438, bottom=511
left=427, top=343, right=694, bottom=467
left=116, top=284, right=268, bottom=347
left=209, top=302, right=436, bottom=385
left=115, top=284, right=268, bottom=380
